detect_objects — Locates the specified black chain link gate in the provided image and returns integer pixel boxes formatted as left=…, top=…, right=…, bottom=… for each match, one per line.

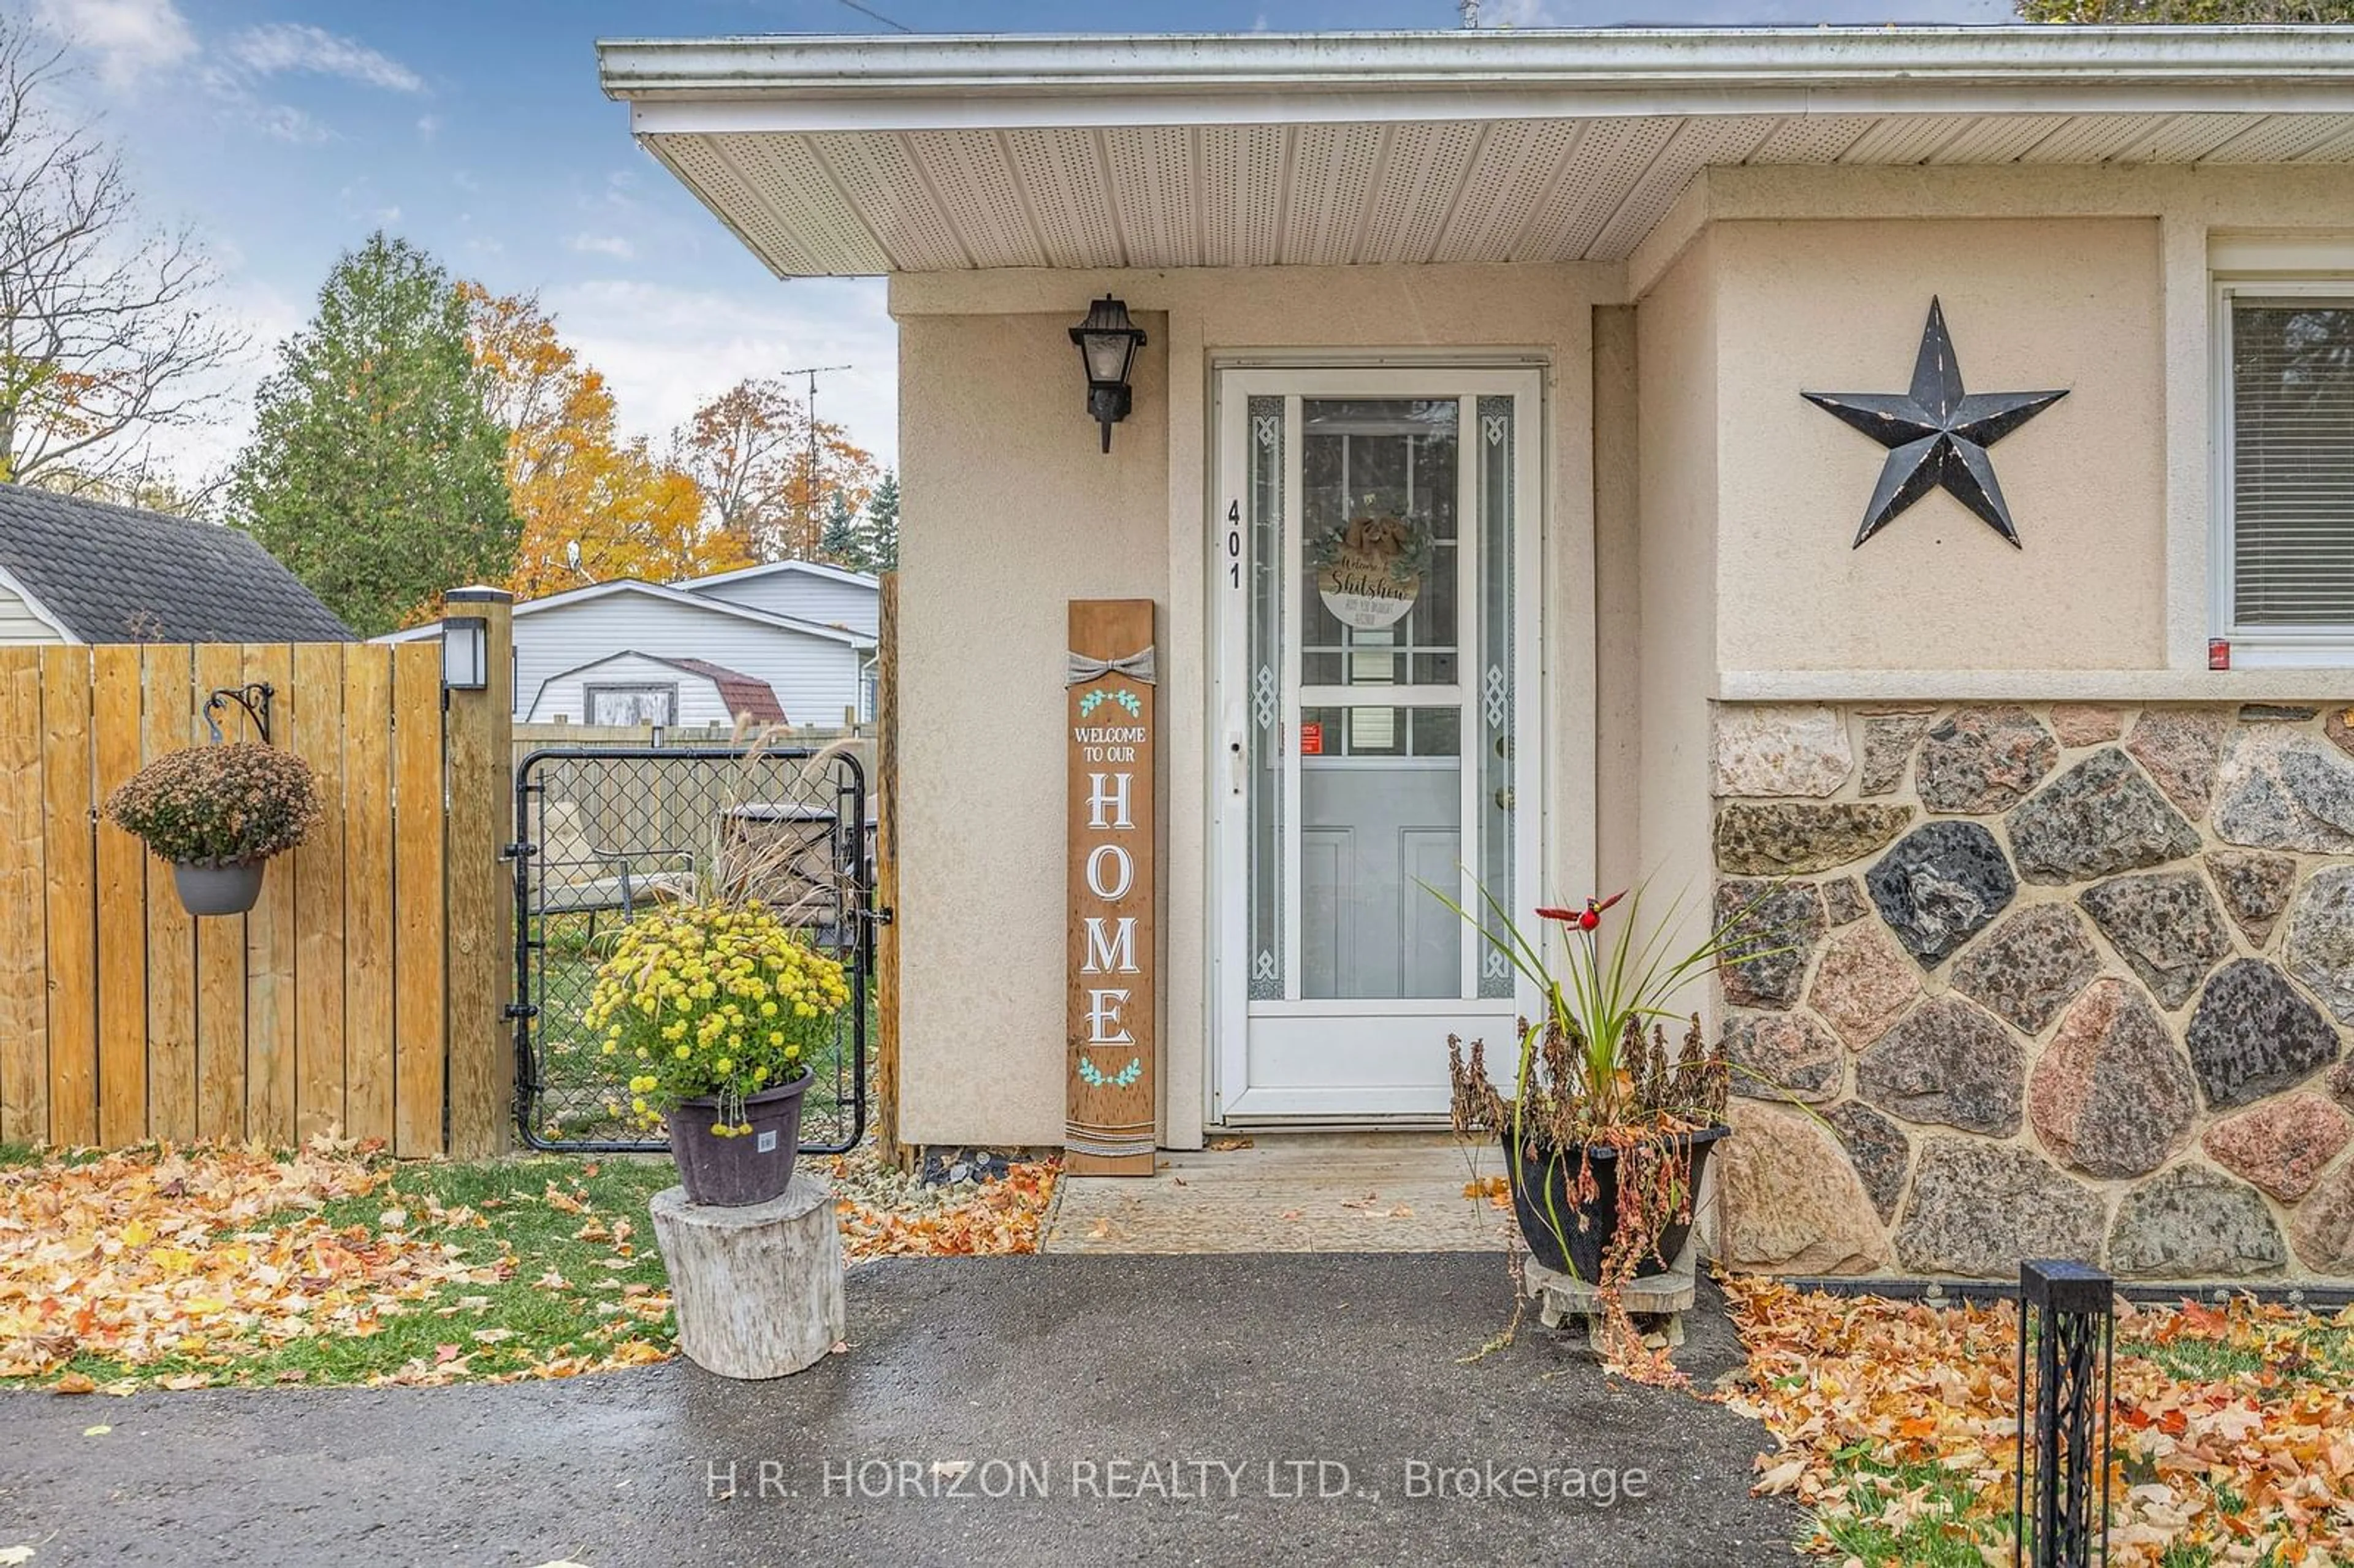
left=509, top=744, right=872, bottom=1154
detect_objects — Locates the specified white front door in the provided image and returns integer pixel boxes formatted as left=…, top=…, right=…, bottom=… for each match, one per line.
left=1213, top=366, right=1544, bottom=1122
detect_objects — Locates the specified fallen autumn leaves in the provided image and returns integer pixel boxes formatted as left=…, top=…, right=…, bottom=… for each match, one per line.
left=1725, top=1276, right=2354, bottom=1567
left=1, top=1140, right=1057, bottom=1395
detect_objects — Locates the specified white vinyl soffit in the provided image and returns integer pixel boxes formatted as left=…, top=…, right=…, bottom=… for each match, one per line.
left=596, top=28, right=2354, bottom=276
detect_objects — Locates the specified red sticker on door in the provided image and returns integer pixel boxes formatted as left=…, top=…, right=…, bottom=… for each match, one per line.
left=1298, top=722, right=1323, bottom=756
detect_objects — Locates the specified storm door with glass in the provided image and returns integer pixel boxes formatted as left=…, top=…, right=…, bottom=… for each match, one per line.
left=1213, top=367, right=1542, bottom=1121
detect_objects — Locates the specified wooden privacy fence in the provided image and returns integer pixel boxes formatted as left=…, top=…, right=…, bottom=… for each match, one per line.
left=0, top=610, right=513, bottom=1157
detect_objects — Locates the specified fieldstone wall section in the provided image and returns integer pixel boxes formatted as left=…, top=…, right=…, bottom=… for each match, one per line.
left=1711, top=701, right=2354, bottom=1282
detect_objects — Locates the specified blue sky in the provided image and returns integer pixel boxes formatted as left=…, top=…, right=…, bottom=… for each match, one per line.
left=32, top=0, right=2000, bottom=485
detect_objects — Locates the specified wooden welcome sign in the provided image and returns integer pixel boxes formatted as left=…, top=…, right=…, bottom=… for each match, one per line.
left=1065, top=599, right=1156, bottom=1176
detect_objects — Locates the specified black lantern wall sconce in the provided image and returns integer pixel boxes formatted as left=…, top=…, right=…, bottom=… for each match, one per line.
left=1069, top=295, right=1146, bottom=453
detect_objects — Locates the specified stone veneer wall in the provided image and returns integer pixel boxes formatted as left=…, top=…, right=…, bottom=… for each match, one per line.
left=1710, top=701, right=2354, bottom=1282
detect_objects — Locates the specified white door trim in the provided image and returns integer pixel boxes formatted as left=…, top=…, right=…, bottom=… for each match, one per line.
left=1208, top=362, right=1547, bottom=1124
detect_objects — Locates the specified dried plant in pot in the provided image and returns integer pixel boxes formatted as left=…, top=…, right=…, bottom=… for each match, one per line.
left=1439, top=883, right=1773, bottom=1382
left=104, top=742, right=322, bottom=916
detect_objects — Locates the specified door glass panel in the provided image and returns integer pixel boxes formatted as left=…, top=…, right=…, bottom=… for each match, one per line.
left=1294, top=395, right=1465, bottom=1003
left=1300, top=722, right=1463, bottom=1001
left=1246, top=395, right=1284, bottom=1000
left=1298, top=400, right=1458, bottom=689
left=1477, top=395, right=1517, bottom=998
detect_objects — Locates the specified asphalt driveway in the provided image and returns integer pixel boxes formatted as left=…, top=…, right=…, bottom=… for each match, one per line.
left=0, top=1252, right=1797, bottom=1568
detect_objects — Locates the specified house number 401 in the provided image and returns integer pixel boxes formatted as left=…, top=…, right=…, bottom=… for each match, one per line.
left=1226, top=500, right=1241, bottom=587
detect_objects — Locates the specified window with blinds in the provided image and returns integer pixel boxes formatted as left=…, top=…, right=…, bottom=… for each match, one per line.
left=2231, top=299, right=2354, bottom=631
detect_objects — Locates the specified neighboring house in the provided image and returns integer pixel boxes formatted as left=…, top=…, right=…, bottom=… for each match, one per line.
left=685, top=558, right=882, bottom=639
left=389, top=575, right=875, bottom=726
left=0, top=482, right=351, bottom=644
left=526, top=650, right=787, bottom=726
left=604, top=26, right=2354, bottom=1282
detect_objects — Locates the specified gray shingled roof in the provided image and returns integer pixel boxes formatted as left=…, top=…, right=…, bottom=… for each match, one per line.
left=0, top=483, right=352, bottom=644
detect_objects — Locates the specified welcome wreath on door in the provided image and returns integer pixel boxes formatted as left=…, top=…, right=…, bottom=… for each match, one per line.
left=1309, top=511, right=1434, bottom=630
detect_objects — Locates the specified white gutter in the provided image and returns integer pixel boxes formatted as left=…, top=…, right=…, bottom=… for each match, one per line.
left=601, top=27, right=2354, bottom=131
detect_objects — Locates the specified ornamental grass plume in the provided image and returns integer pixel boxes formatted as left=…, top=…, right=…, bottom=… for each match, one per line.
left=104, top=743, right=321, bottom=865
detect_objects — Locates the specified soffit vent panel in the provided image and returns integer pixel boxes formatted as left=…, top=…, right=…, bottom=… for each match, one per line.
left=1746, top=114, right=1878, bottom=165
left=1839, top=115, right=1976, bottom=165
left=1200, top=124, right=1287, bottom=267
left=2013, top=113, right=2174, bottom=164
left=646, top=108, right=2354, bottom=277
left=809, top=132, right=969, bottom=271
left=1590, top=115, right=1775, bottom=260
left=1284, top=122, right=1388, bottom=266
left=2206, top=113, right=2354, bottom=164
left=1106, top=124, right=1200, bottom=268
left=1929, top=115, right=2074, bottom=165
left=2127, top=113, right=2266, bottom=163
left=1362, top=120, right=1485, bottom=265
left=653, top=134, right=845, bottom=276
left=1005, top=127, right=1125, bottom=268
left=1435, top=119, right=1582, bottom=262
left=1520, top=116, right=1678, bottom=263
left=2297, top=120, right=2354, bottom=162
left=908, top=131, right=1047, bottom=270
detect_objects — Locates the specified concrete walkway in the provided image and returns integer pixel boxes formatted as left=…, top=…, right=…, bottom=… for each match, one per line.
left=0, top=1254, right=1797, bottom=1568
left=1045, top=1132, right=1513, bottom=1253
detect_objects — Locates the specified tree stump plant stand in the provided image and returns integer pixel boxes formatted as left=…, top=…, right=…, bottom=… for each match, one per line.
left=649, top=1174, right=844, bottom=1379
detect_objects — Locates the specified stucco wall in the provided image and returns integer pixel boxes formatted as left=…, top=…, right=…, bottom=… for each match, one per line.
left=891, top=264, right=1607, bottom=1149
left=1710, top=216, right=2165, bottom=675
left=1634, top=234, right=1722, bottom=996
left=897, top=310, right=1171, bottom=1148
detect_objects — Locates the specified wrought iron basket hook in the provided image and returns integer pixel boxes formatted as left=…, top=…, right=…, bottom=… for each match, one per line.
left=204, top=682, right=274, bottom=745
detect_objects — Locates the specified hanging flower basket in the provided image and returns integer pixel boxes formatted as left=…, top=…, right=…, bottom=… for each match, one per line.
left=104, top=744, right=322, bottom=918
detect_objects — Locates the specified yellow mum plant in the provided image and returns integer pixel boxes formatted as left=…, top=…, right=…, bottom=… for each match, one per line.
left=582, top=902, right=850, bottom=1136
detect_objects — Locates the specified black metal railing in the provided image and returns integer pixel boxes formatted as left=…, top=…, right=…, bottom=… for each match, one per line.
left=2015, top=1259, right=2115, bottom=1568
left=510, top=744, right=872, bottom=1155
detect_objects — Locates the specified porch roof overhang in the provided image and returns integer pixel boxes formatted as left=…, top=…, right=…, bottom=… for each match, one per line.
left=597, top=27, right=2354, bottom=278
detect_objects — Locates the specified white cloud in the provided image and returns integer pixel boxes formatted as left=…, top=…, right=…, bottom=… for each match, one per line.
left=546, top=277, right=899, bottom=470
left=568, top=233, right=636, bottom=262
left=251, top=102, right=329, bottom=144
left=416, top=113, right=441, bottom=141
left=226, top=23, right=423, bottom=93
left=1473, top=0, right=1563, bottom=23
left=32, top=0, right=196, bottom=85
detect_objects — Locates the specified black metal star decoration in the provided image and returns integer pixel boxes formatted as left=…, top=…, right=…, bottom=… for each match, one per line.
left=1803, top=297, right=2067, bottom=550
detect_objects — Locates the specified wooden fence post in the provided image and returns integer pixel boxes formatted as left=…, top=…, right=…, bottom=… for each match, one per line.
left=443, top=587, right=514, bottom=1160
left=874, top=573, right=904, bottom=1171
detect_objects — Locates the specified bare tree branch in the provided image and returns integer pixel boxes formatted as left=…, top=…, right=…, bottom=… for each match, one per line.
left=0, top=16, right=245, bottom=495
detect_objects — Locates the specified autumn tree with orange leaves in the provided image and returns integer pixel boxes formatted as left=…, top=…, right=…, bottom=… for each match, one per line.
left=672, top=376, right=878, bottom=563
left=461, top=284, right=752, bottom=599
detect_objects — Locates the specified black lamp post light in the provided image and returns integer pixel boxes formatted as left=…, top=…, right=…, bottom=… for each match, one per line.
left=2014, top=1259, right=2115, bottom=1568
left=1070, top=295, right=1146, bottom=453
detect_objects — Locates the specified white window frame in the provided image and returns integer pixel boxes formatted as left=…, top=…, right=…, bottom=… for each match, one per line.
left=584, top=681, right=679, bottom=726
left=2212, top=254, right=2354, bottom=668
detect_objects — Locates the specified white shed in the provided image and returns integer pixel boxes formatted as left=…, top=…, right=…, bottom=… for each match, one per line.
left=525, top=650, right=788, bottom=726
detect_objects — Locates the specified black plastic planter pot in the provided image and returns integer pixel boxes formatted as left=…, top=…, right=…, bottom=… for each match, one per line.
left=172, top=859, right=265, bottom=917
left=1500, top=1124, right=1730, bottom=1283
left=667, top=1071, right=813, bottom=1207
